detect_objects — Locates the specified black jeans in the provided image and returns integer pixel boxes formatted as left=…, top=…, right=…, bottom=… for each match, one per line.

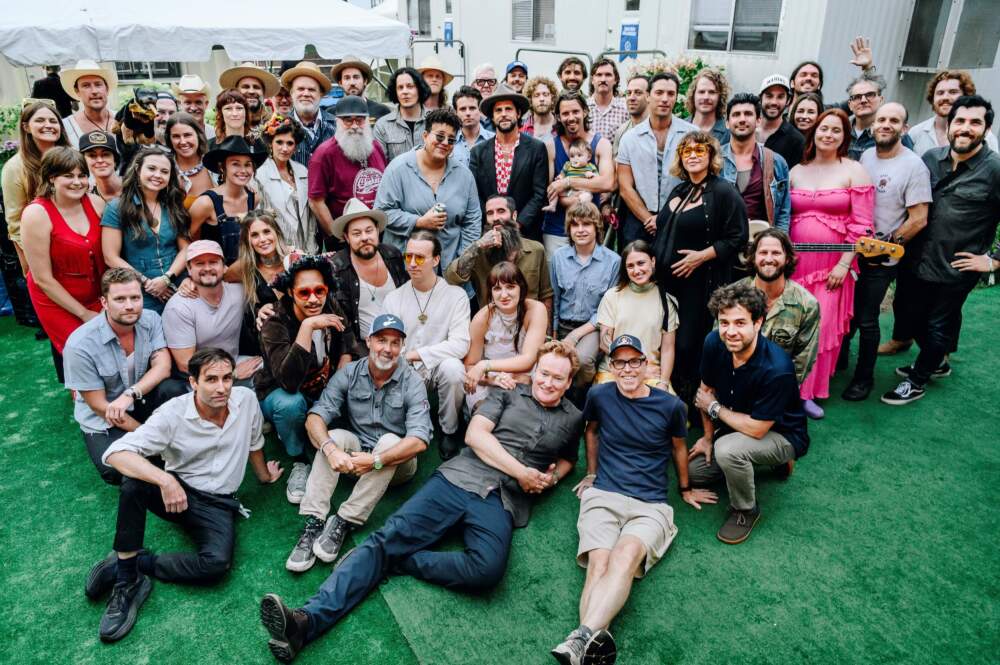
left=909, top=278, right=975, bottom=387
left=82, top=382, right=173, bottom=485
left=844, top=259, right=897, bottom=382
left=114, top=475, right=239, bottom=585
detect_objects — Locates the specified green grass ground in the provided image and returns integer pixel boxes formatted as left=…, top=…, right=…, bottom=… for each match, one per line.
left=1, top=288, right=997, bottom=664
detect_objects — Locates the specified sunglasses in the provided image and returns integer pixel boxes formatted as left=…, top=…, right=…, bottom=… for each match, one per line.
left=22, top=97, right=58, bottom=111
left=403, top=252, right=429, bottom=266
left=430, top=132, right=457, bottom=146
left=293, top=285, right=329, bottom=300
left=474, top=78, right=497, bottom=87
left=339, top=116, right=368, bottom=126
left=680, top=144, right=710, bottom=159
left=609, top=357, right=646, bottom=370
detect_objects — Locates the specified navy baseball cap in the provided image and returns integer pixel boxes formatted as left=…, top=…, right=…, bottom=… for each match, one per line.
left=609, top=334, right=644, bottom=355
left=369, top=313, right=406, bottom=338
left=505, top=60, right=528, bottom=76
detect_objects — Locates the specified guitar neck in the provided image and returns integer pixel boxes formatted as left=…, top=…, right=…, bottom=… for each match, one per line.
left=792, top=243, right=855, bottom=252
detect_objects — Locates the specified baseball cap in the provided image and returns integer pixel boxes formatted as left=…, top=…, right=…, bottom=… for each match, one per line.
left=78, top=130, right=119, bottom=159
left=186, top=240, right=225, bottom=262
left=334, top=94, right=369, bottom=117
left=506, top=60, right=528, bottom=76
left=759, top=74, right=791, bottom=95
left=369, top=313, right=406, bottom=338
left=609, top=334, right=644, bottom=355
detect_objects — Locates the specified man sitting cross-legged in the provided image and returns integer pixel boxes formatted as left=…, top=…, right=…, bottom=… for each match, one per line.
left=283, top=313, right=432, bottom=573
left=688, top=282, right=810, bottom=544
left=84, top=348, right=283, bottom=643
left=258, top=341, right=583, bottom=663
left=551, top=334, right=716, bottom=665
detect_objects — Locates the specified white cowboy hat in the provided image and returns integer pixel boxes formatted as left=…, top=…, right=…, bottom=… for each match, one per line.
left=416, top=54, right=455, bottom=86
left=171, top=74, right=211, bottom=98
left=280, top=61, right=332, bottom=94
left=219, top=62, right=280, bottom=98
left=60, top=60, right=118, bottom=100
left=331, top=198, right=387, bottom=241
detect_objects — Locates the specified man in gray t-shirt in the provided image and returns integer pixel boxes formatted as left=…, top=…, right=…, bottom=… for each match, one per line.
left=161, top=240, right=261, bottom=390
left=841, top=102, right=932, bottom=401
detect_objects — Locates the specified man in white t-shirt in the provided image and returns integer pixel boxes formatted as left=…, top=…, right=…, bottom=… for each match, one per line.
left=161, top=241, right=261, bottom=393
left=383, top=231, right=471, bottom=459
left=840, top=103, right=932, bottom=401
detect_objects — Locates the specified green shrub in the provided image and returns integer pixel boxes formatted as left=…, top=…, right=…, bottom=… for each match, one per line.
left=623, top=56, right=722, bottom=118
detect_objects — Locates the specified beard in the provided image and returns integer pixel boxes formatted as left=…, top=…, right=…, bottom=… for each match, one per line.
left=487, top=222, right=522, bottom=264
left=372, top=354, right=397, bottom=371
left=336, top=124, right=375, bottom=163
left=950, top=132, right=984, bottom=154
left=350, top=241, right=378, bottom=260
left=245, top=96, right=262, bottom=112
left=755, top=262, right=785, bottom=282
left=293, top=99, right=319, bottom=117
left=874, top=133, right=900, bottom=149
left=532, top=101, right=551, bottom=115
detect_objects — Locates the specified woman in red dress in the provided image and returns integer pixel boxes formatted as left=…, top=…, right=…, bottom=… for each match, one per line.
left=21, top=147, right=107, bottom=378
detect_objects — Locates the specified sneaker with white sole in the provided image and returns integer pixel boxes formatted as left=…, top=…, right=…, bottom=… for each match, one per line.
left=313, top=514, right=353, bottom=563
left=286, top=463, right=310, bottom=504
left=551, top=628, right=589, bottom=664
left=880, top=379, right=926, bottom=405
left=285, top=517, right=324, bottom=573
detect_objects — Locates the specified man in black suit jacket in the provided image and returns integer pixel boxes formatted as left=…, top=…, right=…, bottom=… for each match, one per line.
left=469, top=84, right=549, bottom=242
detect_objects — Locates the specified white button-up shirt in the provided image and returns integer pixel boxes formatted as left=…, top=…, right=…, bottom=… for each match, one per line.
left=102, top=387, right=264, bottom=495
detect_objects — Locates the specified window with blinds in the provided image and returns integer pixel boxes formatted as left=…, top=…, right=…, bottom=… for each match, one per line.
left=688, top=0, right=781, bottom=53
left=512, top=0, right=555, bottom=42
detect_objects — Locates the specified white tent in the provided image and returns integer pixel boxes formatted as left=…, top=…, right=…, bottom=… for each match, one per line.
left=0, top=0, right=412, bottom=66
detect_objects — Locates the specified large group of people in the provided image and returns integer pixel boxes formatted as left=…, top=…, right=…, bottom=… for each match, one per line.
left=2, top=40, right=998, bottom=664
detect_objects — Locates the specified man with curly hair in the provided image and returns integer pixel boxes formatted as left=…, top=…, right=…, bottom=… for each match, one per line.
left=907, top=69, right=998, bottom=157
left=523, top=76, right=559, bottom=142
left=686, top=68, right=730, bottom=144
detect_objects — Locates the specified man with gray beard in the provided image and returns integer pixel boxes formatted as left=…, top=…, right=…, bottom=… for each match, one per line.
left=445, top=195, right=553, bottom=315
left=308, top=96, right=389, bottom=251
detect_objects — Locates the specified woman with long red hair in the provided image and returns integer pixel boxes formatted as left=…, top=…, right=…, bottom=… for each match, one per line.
left=788, top=108, right=874, bottom=419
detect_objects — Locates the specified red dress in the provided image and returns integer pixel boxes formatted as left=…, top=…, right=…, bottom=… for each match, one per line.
left=26, top=196, right=106, bottom=352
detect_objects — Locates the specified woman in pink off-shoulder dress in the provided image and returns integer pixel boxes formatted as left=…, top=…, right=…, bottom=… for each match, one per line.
left=788, top=109, right=874, bottom=419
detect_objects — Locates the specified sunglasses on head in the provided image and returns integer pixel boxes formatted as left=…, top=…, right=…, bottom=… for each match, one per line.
left=22, top=97, right=57, bottom=111
left=293, top=285, right=329, bottom=300
left=403, top=252, right=429, bottom=266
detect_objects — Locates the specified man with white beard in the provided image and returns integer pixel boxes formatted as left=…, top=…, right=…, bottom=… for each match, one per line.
left=281, top=61, right=335, bottom=166
left=308, top=96, right=388, bottom=251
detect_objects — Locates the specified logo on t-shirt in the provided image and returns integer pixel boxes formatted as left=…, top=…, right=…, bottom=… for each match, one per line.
left=353, top=168, right=383, bottom=205
left=876, top=174, right=891, bottom=193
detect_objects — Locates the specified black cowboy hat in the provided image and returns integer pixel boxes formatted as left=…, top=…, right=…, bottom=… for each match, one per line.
left=203, top=135, right=268, bottom=174
left=480, top=82, right=530, bottom=118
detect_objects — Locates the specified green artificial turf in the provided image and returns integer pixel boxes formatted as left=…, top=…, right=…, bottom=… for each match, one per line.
left=1, top=287, right=997, bottom=664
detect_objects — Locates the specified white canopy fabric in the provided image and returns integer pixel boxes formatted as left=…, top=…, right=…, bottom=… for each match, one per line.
left=0, top=0, right=412, bottom=66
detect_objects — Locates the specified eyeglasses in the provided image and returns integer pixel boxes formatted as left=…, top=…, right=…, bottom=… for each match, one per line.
left=474, top=78, right=497, bottom=88
left=609, top=357, right=646, bottom=370
left=430, top=132, right=457, bottom=146
left=680, top=144, right=710, bottom=159
left=848, top=91, right=879, bottom=103
left=339, top=116, right=368, bottom=126
left=293, top=285, right=329, bottom=300
left=403, top=252, right=428, bottom=265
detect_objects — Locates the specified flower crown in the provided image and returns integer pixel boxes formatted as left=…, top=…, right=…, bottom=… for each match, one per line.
left=263, top=114, right=294, bottom=138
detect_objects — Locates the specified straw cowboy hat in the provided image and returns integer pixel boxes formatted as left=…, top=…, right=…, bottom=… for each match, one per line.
left=416, top=54, right=455, bottom=86
left=331, top=198, right=387, bottom=241
left=171, top=74, right=211, bottom=98
left=60, top=60, right=118, bottom=100
left=219, top=62, right=280, bottom=98
left=480, top=82, right=530, bottom=117
left=329, top=56, right=374, bottom=84
left=280, top=61, right=332, bottom=94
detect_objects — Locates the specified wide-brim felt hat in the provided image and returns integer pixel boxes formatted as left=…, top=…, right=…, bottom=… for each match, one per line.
left=280, top=61, right=332, bottom=94
left=416, top=54, right=455, bottom=86
left=479, top=82, right=530, bottom=118
left=331, top=198, right=387, bottom=241
left=203, top=135, right=268, bottom=174
left=60, top=60, right=118, bottom=101
left=330, top=57, right=374, bottom=84
left=219, top=62, right=280, bottom=98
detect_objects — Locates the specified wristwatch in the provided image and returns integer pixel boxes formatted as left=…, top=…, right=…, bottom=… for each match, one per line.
left=708, top=400, right=722, bottom=420
left=124, top=386, right=141, bottom=401
left=373, top=454, right=383, bottom=471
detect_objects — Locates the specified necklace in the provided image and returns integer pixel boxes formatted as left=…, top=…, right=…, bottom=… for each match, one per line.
left=411, top=280, right=438, bottom=324
left=180, top=163, right=205, bottom=178
left=81, top=111, right=111, bottom=134
left=355, top=256, right=384, bottom=302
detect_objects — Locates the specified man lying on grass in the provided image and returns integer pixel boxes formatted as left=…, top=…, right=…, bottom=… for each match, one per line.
left=259, top=340, right=584, bottom=663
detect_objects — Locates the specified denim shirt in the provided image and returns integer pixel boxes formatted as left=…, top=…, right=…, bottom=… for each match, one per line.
left=308, top=357, right=432, bottom=451
left=373, top=107, right=428, bottom=163
left=63, top=310, right=167, bottom=434
left=452, top=126, right=495, bottom=169
left=616, top=115, right=698, bottom=212
left=720, top=142, right=791, bottom=231
left=549, top=243, right=620, bottom=329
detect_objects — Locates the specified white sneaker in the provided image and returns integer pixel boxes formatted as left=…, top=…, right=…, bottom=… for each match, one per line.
left=286, top=463, right=310, bottom=504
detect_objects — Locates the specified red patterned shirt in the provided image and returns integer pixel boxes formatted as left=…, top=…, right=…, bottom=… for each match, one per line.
left=494, top=137, right=520, bottom=195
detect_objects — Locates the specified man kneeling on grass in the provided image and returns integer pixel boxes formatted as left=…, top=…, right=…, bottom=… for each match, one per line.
left=258, top=341, right=584, bottom=663
left=688, top=282, right=809, bottom=544
left=84, top=348, right=283, bottom=642
left=552, top=334, right=717, bottom=664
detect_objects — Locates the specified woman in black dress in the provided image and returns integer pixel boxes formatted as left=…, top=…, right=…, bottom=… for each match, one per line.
left=653, top=131, right=748, bottom=404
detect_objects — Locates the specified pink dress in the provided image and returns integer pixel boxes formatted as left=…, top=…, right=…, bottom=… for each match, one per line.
left=789, top=186, right=874, bottom=399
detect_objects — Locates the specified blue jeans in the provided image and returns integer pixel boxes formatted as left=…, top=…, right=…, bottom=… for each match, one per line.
left=302, top=472, right=513, bottom=642
left=260, top=389, right=310, bottom=457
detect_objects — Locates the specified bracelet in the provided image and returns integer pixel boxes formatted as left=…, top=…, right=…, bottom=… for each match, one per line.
left=484, top=361, right=492, bottom=374
left=678, top=485, right=691, bottom=493
left=320, top=439, right=336, bottom=455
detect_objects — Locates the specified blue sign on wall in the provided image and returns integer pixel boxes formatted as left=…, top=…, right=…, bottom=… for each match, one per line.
left=619, top=23, right=639, bottom=61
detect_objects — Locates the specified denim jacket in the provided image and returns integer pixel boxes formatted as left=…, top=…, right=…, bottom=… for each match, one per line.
left=720, top=142, right=791, bottom=231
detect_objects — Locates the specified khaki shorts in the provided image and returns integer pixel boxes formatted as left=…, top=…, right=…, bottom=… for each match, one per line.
left=576, top=487, right=678, bottom=578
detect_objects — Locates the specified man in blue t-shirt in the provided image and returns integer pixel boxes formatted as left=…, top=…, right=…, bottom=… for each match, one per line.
left=689, top=282, right=809, bottom=545
left=551, top=334, right=717, bottom=665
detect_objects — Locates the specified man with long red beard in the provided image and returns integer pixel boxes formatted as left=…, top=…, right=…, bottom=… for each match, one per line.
left=308, top=96, right=388, bottom=251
